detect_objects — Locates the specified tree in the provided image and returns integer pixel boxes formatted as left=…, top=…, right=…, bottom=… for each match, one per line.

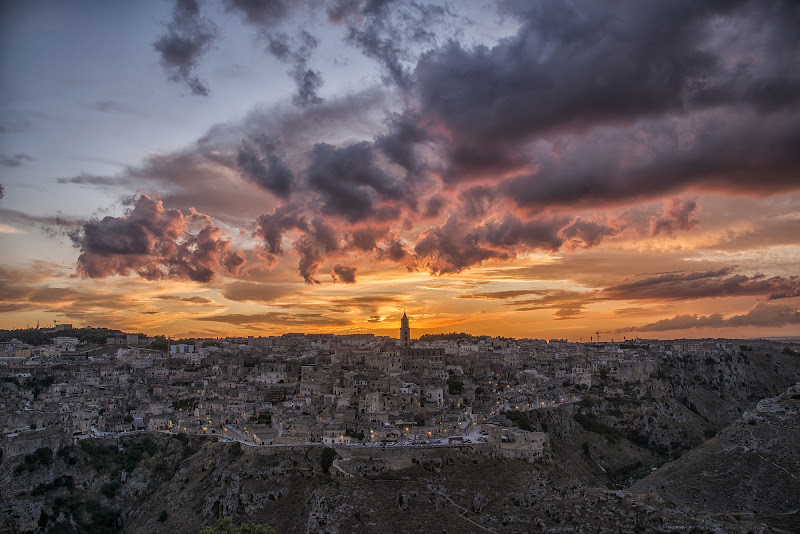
left=447, top=376, right=463, bottom=395
left=320, top=446, right=336, bottom=474
left=150, top=337, right=168, bottom=351
left=200, top=518, right=274, bottom=534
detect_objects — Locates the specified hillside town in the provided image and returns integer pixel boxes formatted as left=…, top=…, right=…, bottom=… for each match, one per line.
left=0, top=316, right=755, bottom=463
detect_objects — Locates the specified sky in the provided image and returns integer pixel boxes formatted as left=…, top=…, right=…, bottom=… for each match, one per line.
left=1, top=0, right=799, bottom=341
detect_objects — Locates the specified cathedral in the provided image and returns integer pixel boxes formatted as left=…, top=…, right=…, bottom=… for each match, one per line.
left=398, top=312, right=444, bottom=375
left=400, top=311, right=410, bottom=348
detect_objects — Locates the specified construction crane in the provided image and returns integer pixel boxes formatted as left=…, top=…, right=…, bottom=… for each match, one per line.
left=596, top=330, right=611, bottom=342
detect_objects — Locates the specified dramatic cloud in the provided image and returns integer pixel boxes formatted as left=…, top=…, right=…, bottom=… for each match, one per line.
left=413, top=216, right=510, bottom=275
left=306, top=141, right=413, bottom=222
left=69, top=195, right=244, bottom=283
left=603, top=269, right=800, bottom=301
left=236, top=136, right=294, bottom=197
left=154, top=0, right=217, bottom=95
left=411, top=0, right=800, bottom=204
left=9, top=0, right=800, bottom=338
left=619, top=302, right=800, bottom=332
left=255, top=211, right=341, bottom=283
left=331, top=264, right=357, bottom=283
left=337, top=0, right=451, bottom=89
left=650, top=199, right=698, bottom=237
left=0, top=153, right=35, bottom=167
left=222, top=0, right=323, bottom=105
left=267, top=30, right=324, bottom=106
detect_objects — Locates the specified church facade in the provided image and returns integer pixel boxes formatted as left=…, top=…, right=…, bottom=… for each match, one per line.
left=398, top=312, right=444, bottom=378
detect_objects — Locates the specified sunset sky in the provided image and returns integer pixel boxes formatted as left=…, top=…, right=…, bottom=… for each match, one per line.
left=1, top=0, right=799, bottom=340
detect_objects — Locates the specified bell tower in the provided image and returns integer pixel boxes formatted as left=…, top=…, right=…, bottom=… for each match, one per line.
left=400, top=311, right=410, bottom=348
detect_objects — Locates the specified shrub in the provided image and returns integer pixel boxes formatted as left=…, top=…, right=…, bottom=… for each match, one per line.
left=574, top=414, right=622, bottom=443
left=502, top=410, right=532, bottom=431
left=321, top=447, right=336, bottom=474
left=101, top=480, right=121, bottom=499
left=18, top=447, right=53, bottom=472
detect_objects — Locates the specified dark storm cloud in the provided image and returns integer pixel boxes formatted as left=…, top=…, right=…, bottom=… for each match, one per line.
left=422, top=196, right=444, bottom=218
left=478, top=215, right=565, bottom=251
left=306, top=141, right=413, bottom=222
left=331, top=264, right=357, bottom=283
left=619, top=302, right=800, bottom=332
left=255, top=205, right=307, bottom=257
left=650, top=199, right=698, bottom=237
left=154, top=0, right=218, bottom=96
left=413, top=216, right=511, bottom=275
left=236, top=136, right=294, bottom=197
left=69, top=195, right=244, bottom=283
left=0, top=153, right=35, bottom=167
left=418, top=1, right=729, bottom=145
left=376, top=236, right=411, bottom=264
left=109, top=0, right=800, bottom=287
left=348, top=226, right=389, bottom=251
left=375, top=110, right=430, bottom=177
left=603, top=269, right=800, bottom=301
left=499, top=109, right=800, bottom=210
left=255, top=210, right=341, bottom=283
left=412, top=0, right=800, bottom=202
left=560, top=219, right=621, bottom=249
left=292, top=221, right=341, bottom=284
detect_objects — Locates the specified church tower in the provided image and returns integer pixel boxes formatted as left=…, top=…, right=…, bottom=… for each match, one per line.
left=400, top=311, right=410, bottom=348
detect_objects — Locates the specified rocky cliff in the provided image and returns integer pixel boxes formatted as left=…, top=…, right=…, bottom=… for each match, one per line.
left=632, top=383, right=800, bottom=533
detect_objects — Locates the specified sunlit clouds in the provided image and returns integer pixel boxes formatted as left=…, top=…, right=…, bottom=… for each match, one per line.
left=1, top=0, right=799, bottom=339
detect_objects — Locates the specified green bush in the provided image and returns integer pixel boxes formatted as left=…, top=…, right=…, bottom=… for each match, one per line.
left=101, top=480, right=121, bottom=499
left=17, top=446, right=53, bottom=472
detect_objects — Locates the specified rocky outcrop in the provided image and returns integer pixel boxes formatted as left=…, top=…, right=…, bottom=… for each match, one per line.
left=633, top=383, right=800, bottom=533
